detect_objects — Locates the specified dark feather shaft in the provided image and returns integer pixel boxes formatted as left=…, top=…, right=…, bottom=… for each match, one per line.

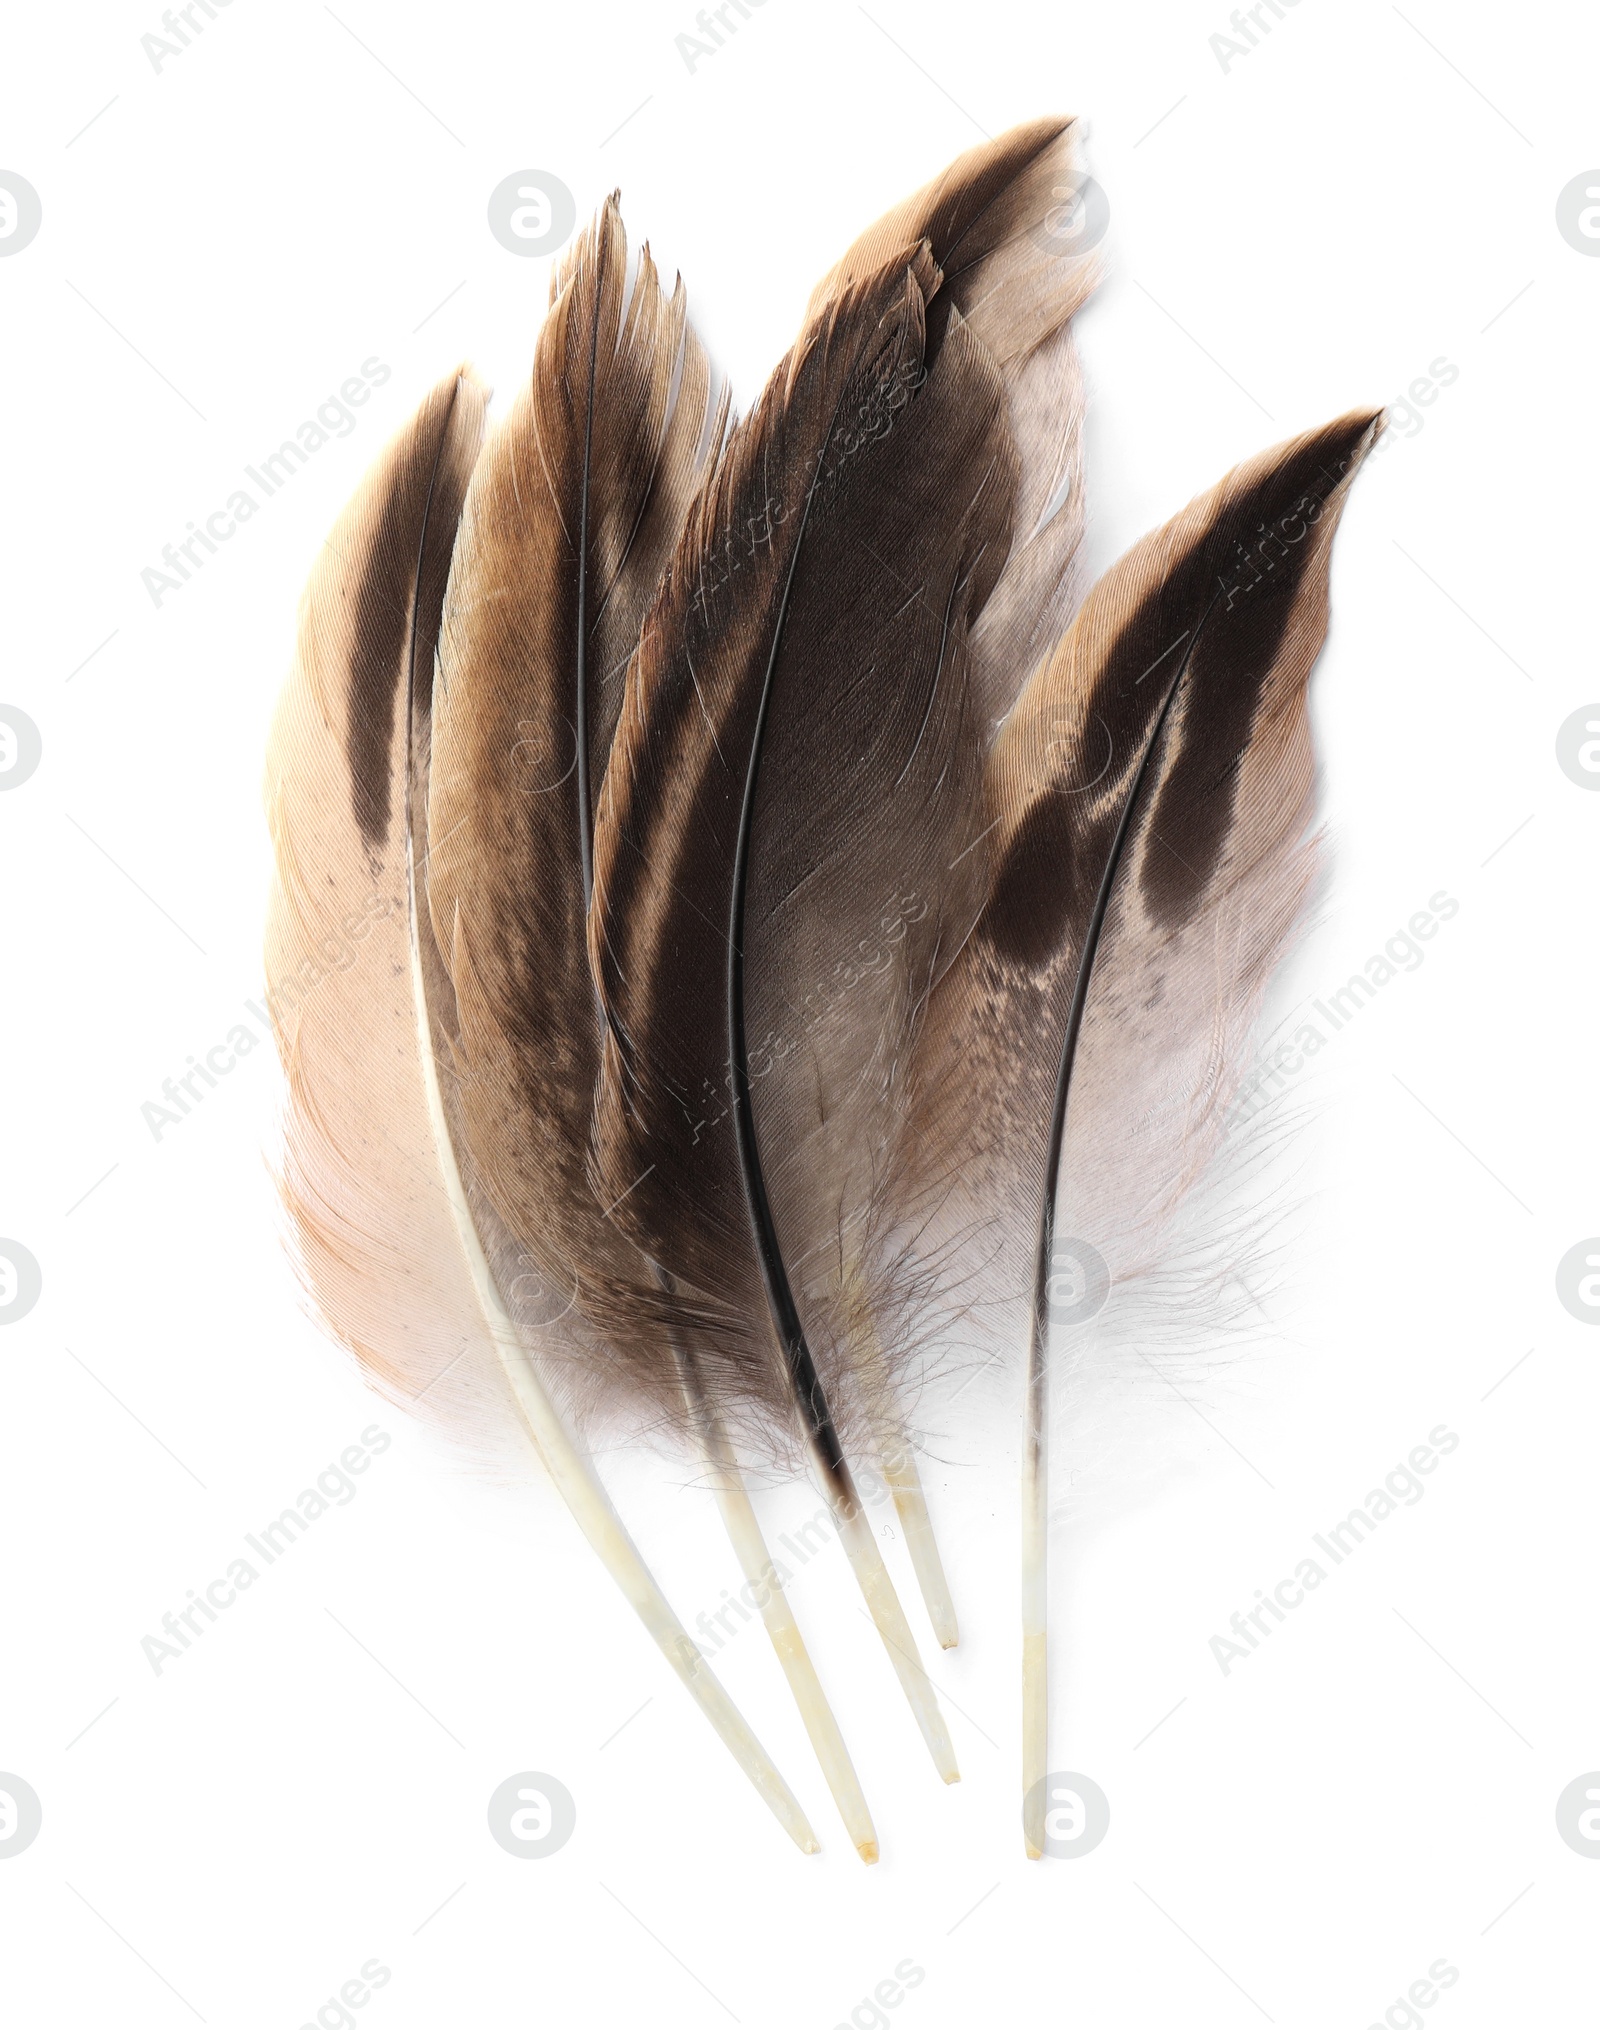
left=724, top=443, right=853, bottom=1497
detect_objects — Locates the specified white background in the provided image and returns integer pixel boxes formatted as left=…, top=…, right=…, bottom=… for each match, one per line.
left=2, top=1, right=1596, bottom=2024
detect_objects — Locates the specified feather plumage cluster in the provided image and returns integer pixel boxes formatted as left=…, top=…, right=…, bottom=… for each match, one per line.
left=263, top=116, right=1379, bottom=1860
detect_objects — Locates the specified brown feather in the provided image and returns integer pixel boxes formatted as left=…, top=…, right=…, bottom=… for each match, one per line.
left=425, top=199, right=726, bottom=1425
left=807, top=116, right=1100, bottom=734
left=262, top=369, right=523, bottom=1452
left=589, top=242, right=1017, bottom=1458
left=906, top=408, right=1384, bottom=1364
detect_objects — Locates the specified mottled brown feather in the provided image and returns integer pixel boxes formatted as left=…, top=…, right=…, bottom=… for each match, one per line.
left=588, top=243, right=1017, bottom=1460
left=808, top=116, right=1101, bottom=735
left=425, top=200, right=726, bottom=1426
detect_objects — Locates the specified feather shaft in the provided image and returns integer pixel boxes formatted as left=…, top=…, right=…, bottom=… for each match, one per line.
left=841, top=1268, right=959, bottom=1649
left=676, top=1346, right=879, bottom=1859
left=1020, top=640, right=1183, bottom=1850
left=878, top=1429, right=959, bottom=1653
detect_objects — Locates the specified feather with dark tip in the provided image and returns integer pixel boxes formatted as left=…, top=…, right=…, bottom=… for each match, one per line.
left=427, top=199, right=727, bottom=1421
left=264, top=368, right=510, bottom=1444
left=588, top=240, right=1019, bottom=1771
left=893, top=407, right=1382, bottom=1852
left=907, top=411, right=1383, bottom=1326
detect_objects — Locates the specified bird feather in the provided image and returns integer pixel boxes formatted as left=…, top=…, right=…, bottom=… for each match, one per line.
left=424, top=203, right=878, bottom=1858
left=589, top=241, right=1019, bottom=1772
left=427, top=197, right=726, bottom=1425
left=895, top=408, right=1382, bottom=1851
left=264, top=366, right=818, bottom=1855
